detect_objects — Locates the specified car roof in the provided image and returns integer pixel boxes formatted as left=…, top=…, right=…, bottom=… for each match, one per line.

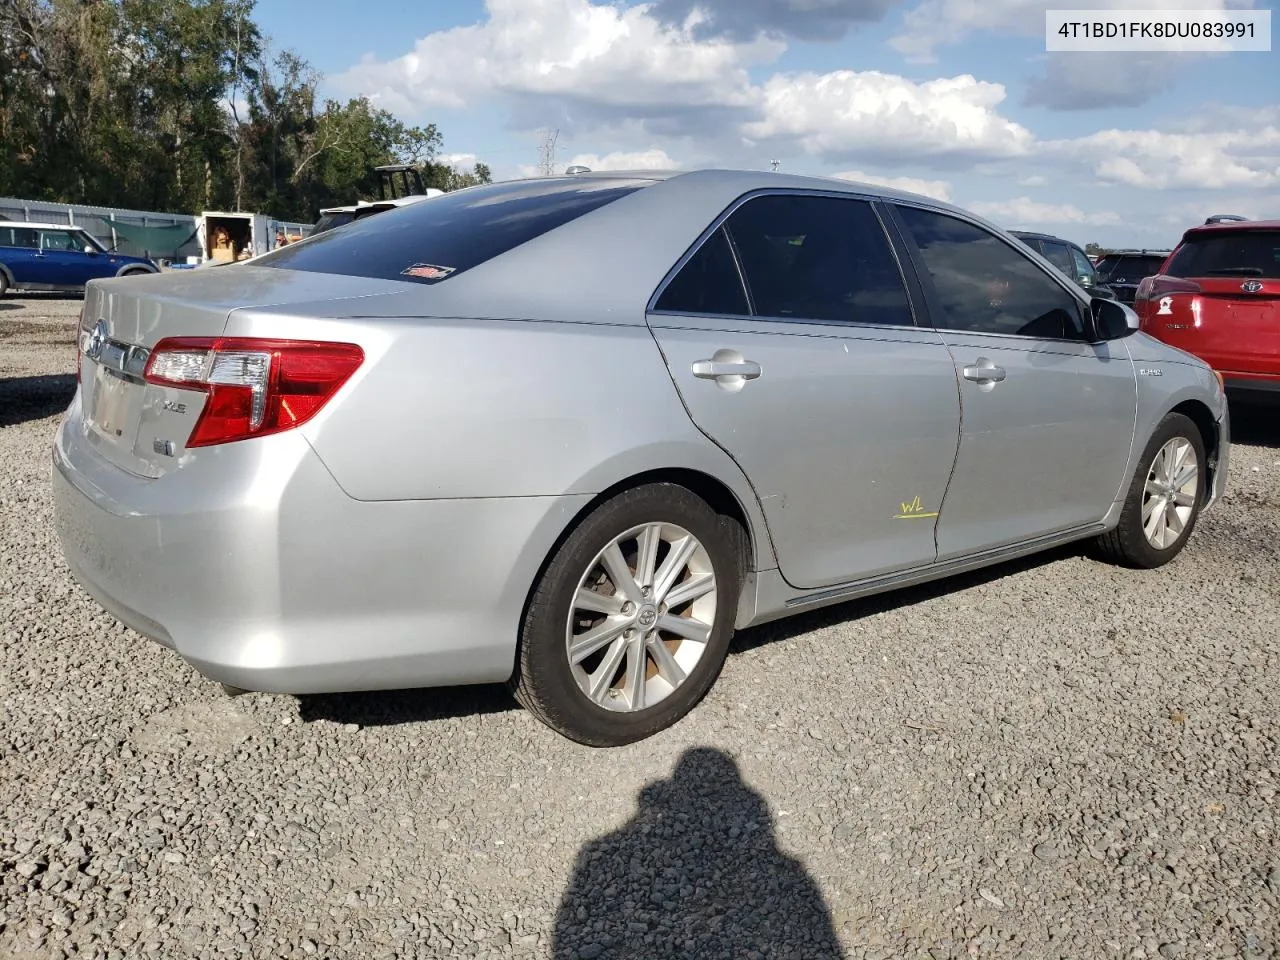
left=546, top=167, right=991, bottom=219
left=1183, top=218, right=1280, bottom=238
left=1009, top=229, right=1073, bottom=243
left=0, top=221, right=83, bottom=231
left=244, top=166, right=1098, bottom=327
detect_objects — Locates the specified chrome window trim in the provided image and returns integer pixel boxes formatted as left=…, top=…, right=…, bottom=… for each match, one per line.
left=646, top=187, right=925, bottom=329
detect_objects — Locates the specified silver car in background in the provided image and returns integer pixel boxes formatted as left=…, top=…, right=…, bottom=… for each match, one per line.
left=53, top=170, right=1229, bottom=746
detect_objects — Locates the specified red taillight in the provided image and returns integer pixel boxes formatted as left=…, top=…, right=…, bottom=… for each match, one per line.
left=144, top=337, right=364, bottom=447
left=1134, top=274, right=1200, bottom=303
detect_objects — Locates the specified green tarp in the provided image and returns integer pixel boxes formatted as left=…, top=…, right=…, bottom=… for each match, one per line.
left=104, top=218, right=198, bottom=256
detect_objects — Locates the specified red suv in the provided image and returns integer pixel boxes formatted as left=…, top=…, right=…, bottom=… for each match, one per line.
left=1136, top=219, right=1279, bottom=400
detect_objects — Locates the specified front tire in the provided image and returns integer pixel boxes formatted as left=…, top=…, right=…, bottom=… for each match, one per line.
left=511, top=483, right=743, bottom=747
left=0, top=272, right=8, bottom=297
left=1095, top=412, right=1206, bottom=568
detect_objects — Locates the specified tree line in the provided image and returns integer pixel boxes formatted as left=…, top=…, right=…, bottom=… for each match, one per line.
left=0, top=0, right=490, bottom=223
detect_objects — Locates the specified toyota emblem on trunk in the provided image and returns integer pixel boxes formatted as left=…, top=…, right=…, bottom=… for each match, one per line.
left=1241, top=280, right=1264, bottom=293
left=84, top=319, right=108, bottom=360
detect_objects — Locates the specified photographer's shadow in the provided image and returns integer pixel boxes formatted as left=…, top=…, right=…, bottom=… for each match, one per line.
left=553, top=747, right=844, bottom=960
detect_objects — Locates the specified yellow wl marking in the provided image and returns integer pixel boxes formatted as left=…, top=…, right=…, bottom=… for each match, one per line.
left=894, top=494, right=939, bottom=520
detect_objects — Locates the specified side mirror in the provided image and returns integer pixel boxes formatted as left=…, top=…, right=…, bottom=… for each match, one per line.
left=1092, top=297, right=1139, bottom=340
left=83, top=245, right=98, bottom=255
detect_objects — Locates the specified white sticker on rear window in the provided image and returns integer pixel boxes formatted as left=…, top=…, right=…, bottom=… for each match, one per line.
left=401, top=263, right=455, bottom=281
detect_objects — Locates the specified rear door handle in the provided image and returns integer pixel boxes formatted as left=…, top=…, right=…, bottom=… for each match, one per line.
left=692, top=360, right=761, bottom=381
left=962, top=359, right=1006, bottom=384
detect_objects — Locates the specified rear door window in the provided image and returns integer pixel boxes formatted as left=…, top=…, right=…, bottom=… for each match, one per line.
left=262, top=178, right=653, bottom=283
left=723, top=194, right=915, bottom=326
left=0, top=227, right=38, bottom=249
left=653, top=227, right=749, bottom=316
left=1166, top=231, right=1280, bottom=280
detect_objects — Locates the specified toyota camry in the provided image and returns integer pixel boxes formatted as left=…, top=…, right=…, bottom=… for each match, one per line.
left=54, top=169, right=1230, bottom=746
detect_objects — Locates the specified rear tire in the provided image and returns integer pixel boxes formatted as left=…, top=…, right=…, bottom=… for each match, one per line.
left=0, top=272, right=9, bottom=297
left=510, top=483, right=743, bottom=747
left=1095, top=412, right=1206, bottom=568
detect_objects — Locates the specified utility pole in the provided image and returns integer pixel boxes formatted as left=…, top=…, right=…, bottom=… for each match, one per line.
left=538, top=129, right=560, bottom=176
left=770, top=159, right=780, bottom=173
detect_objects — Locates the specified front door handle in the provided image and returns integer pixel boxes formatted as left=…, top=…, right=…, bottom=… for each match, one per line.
left=692, top=359, right=762, bottom=381
left=962, top=359, right=1007, bottom=384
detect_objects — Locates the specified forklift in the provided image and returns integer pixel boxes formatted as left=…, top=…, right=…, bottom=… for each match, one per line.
left=310, top=164, right=444, bottom=237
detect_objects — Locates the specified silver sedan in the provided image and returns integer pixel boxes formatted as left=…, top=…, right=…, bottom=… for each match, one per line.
left=53, top=169, right=1229, bottom=746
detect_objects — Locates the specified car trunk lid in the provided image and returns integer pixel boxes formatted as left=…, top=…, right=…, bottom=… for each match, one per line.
left=76, top=266, right=410, bottom=478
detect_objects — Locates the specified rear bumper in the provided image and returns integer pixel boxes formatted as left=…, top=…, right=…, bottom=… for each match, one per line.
left=52, top=404, right=590, bottom=694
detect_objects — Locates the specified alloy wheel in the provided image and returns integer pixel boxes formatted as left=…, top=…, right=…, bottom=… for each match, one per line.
left=565, top=522, right=718, bottom=713
left=1141, top=437, right=1199, bottom=550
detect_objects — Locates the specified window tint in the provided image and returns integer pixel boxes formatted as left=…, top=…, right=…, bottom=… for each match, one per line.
left=1040, top=241, right=1076, bottom=276
left=897, top=206, right=1086, bottom=340
left=313, top=212, right=355, bottom=234
left=720, top=194, right=913, bottom=326
left=259, top=178, right=652, bottom=283
left=1096, top=255, right=1165, bottom=282
left=654, top=227, right=749, bottom=315
left=1069, top=246, right=1096, bottom=283
left=40, top=230, right=83, bottom=252
left=1165, top=231, right=1280, bottom=280
left=0, top=227, right=38, bottom=249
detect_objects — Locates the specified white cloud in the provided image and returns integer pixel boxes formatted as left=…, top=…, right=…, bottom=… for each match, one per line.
left=890, top=0, right=1259, bottom=62
left=1045, top=127, right=1280, bottom=190
left=831, top=169, right=951, bottom=201
left=969, top=196, right=1121, bottom=227
left=1153, top=196, right=1280, bottom=228
left=332, top=0, right=1279, bottom=211
left=439, top=152, right=480, bottom=168
left=744, top=71, right=1035, bottom=164
left=566, top=148, right=683, bottom=170
left=336, top=0, right=780, bottom=119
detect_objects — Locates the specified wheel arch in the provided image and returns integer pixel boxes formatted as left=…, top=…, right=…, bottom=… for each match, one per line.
left=115, top=264, right=157, bottom=277
left=513, top=465, right=771, bottom=676
left=1168, top=398, right=1221, bottom=497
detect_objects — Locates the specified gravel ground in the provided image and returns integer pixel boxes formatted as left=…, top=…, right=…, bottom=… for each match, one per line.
left=1, top=293, right=1278, bottom=960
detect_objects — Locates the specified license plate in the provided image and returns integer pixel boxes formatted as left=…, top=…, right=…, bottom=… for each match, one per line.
left=88, top=364, right=136, bottom=440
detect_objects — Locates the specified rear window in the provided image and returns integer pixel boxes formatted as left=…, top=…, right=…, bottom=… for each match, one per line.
left=262, top=178, right=652, bottom=284
left=312, top=212, right=355, bottom=234
left=1095, top=255, right=1166, bottom=281
left=1165, top=231, right=1280, bottom=280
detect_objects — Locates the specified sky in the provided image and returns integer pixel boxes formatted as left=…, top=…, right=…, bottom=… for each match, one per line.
left=252, top=0, right=1280, bottom=248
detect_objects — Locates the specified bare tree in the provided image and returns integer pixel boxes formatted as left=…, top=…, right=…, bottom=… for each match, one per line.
left=538, top=128, right=559, bottom=176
